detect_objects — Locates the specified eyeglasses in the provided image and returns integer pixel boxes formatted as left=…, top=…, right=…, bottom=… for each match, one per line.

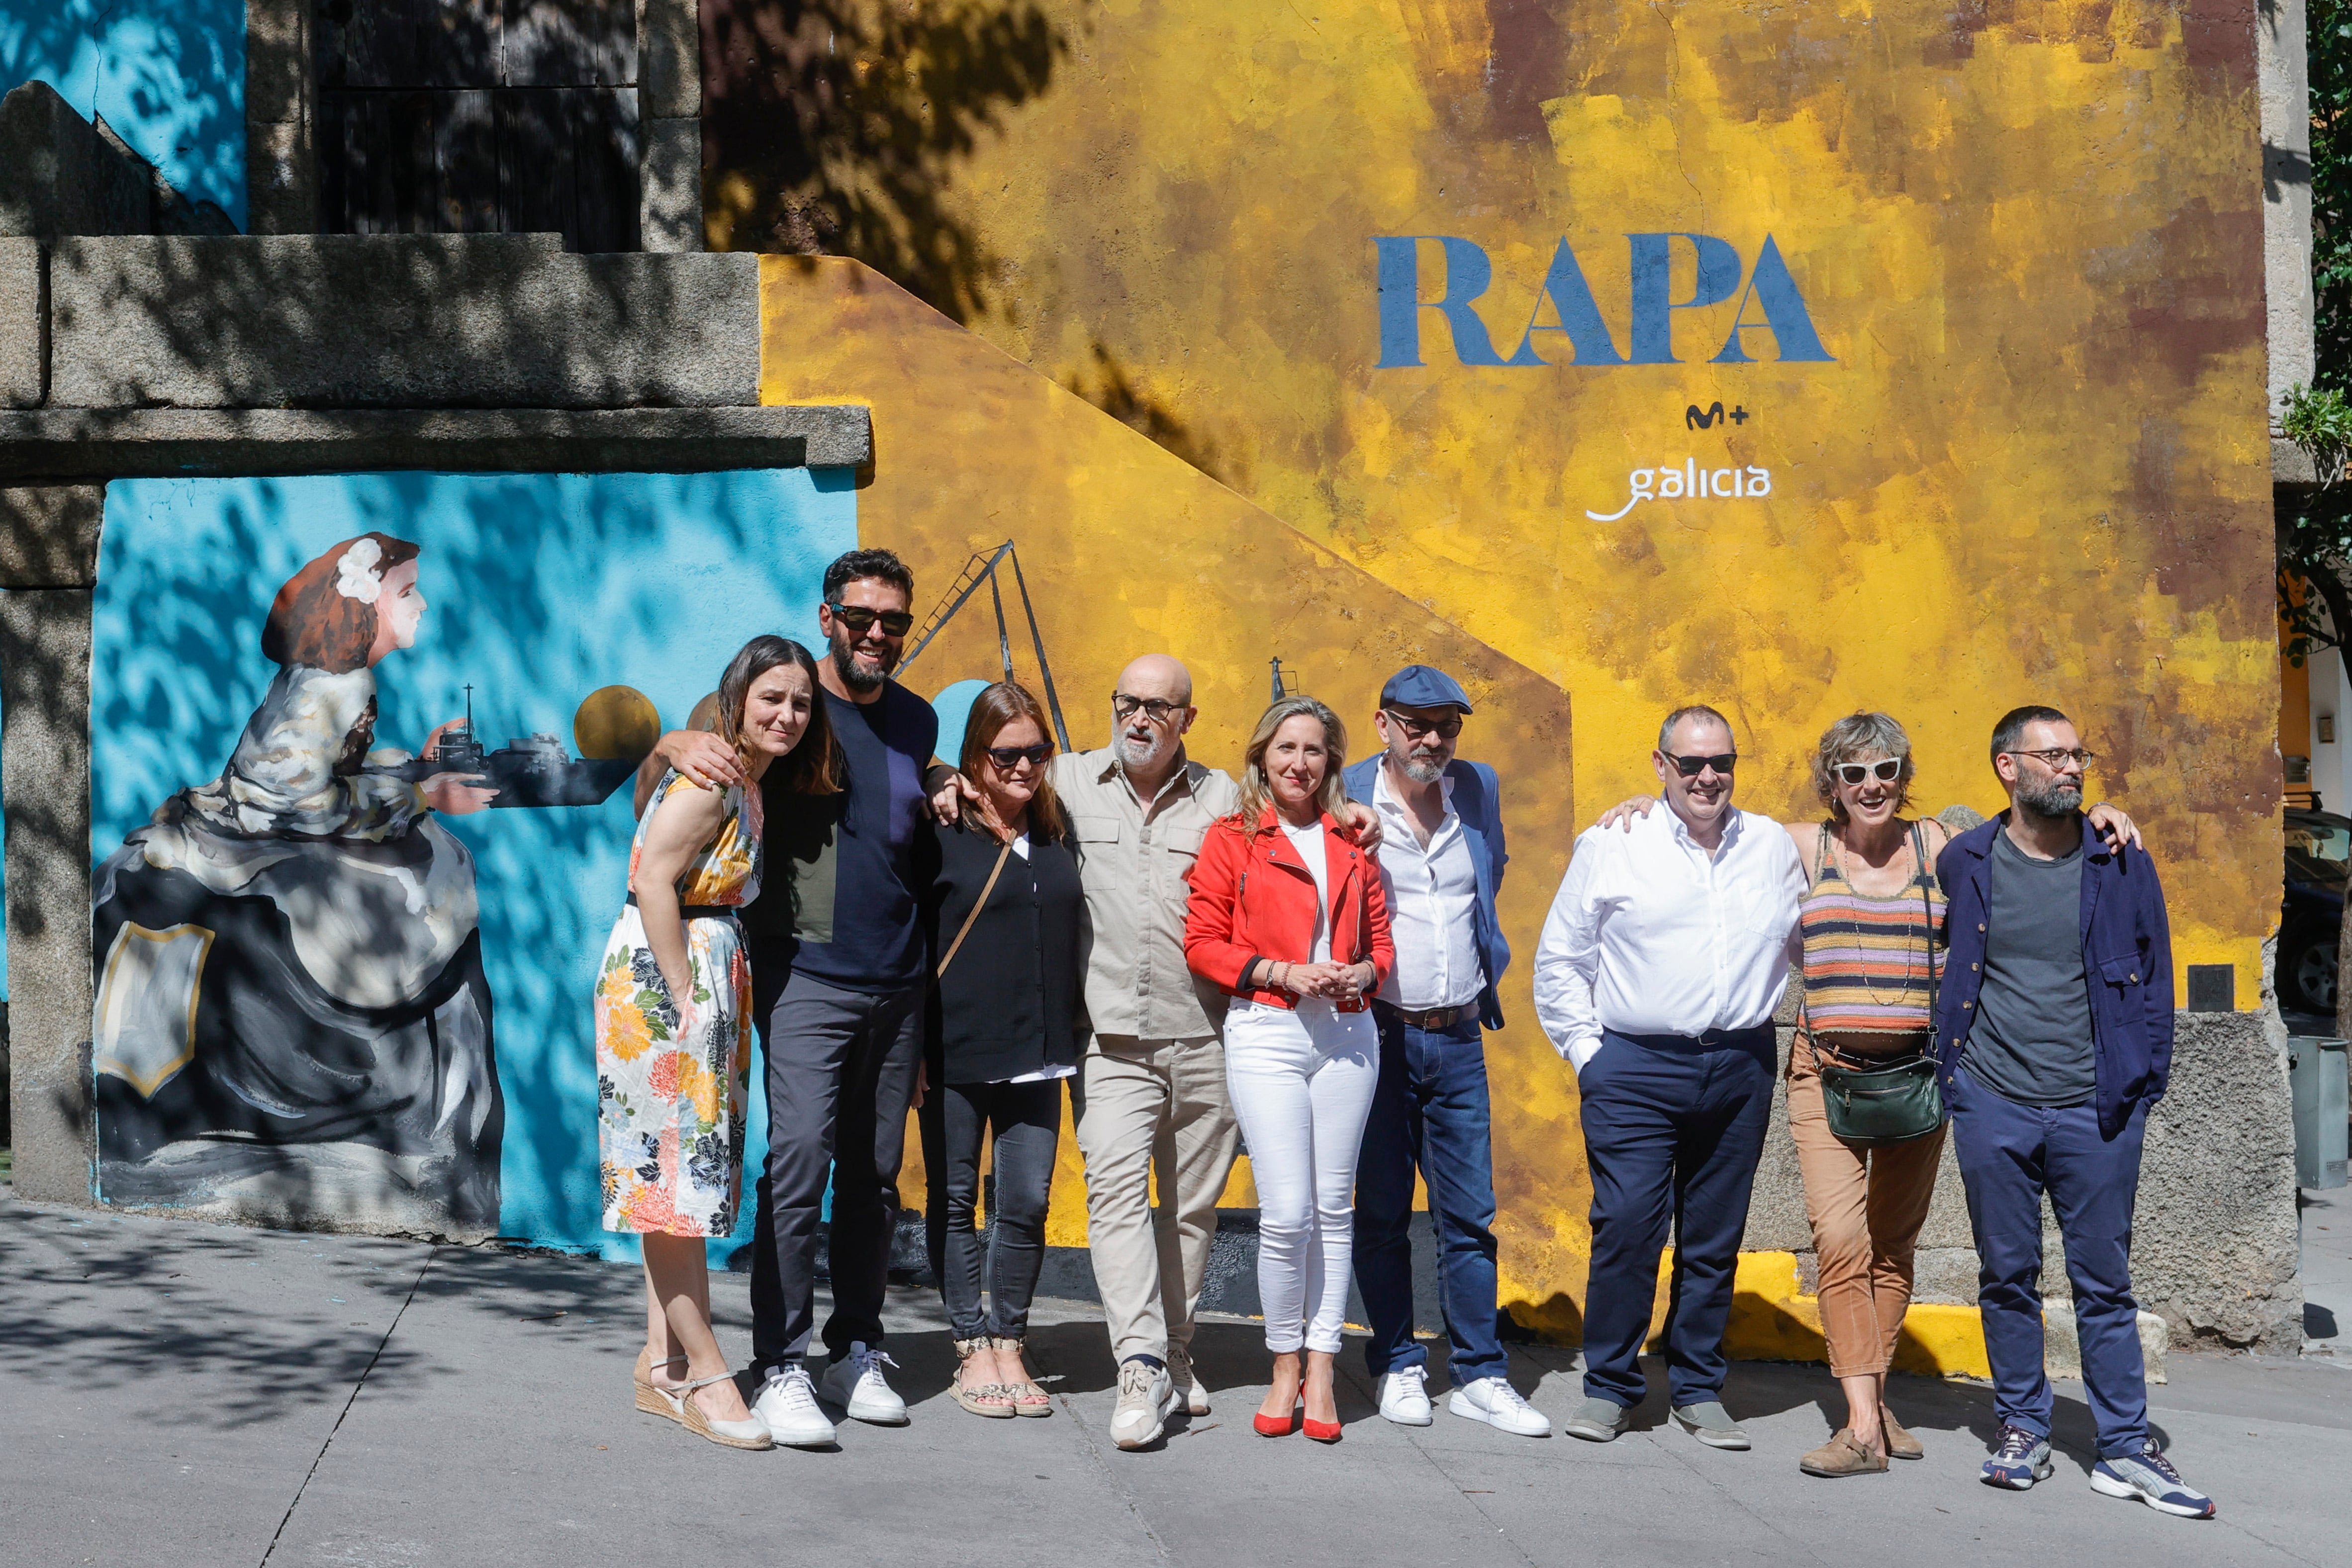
left=1112, top=695, right=1185, bottom=723
left=985, top=743, right=1053, bottom=769
left=1831, top=759, right=1903, bottom=786
left=2005, top=747, right=2094, bottom=770
left=826, top=602, right=914, bottom=638
left=1666, top=752, right=1738, bottom=777
left=1384, top=709, right=1463, bottom=741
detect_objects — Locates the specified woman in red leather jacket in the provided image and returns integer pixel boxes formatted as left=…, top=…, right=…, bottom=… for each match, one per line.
left=1185, top=695, right=1394, bottom=1443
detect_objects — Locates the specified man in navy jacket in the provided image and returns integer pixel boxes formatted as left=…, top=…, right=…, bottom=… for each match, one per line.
left=1340, top=666, right=1547, bottom=1436
left=1935, top=705, right=2211, bottom=1518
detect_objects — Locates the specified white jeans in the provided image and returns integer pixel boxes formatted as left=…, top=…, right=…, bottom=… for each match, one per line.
left=1223, top=998, right=1380, bottom=1354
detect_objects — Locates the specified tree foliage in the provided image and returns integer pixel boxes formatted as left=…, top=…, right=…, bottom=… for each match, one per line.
left=2281, top=0, right=2352, bottom=659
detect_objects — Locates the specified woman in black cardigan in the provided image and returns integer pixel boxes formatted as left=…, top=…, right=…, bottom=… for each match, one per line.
left=922, top=680, right=1085, bottom=1420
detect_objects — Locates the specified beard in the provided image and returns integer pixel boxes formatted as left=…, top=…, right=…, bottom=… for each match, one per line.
left=830, top=629, right=892, bottom=693
left=1401, top=754, right=1444, bottom=784
left=1117, top=728, right=1174, bottom=772
left=2014, top=774, right=2084, bottom=819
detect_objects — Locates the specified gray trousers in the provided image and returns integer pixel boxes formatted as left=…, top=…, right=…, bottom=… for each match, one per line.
left=1072, top=1034, right=1240, bottom=1365
left=748, top=970, right=924, bottom=1373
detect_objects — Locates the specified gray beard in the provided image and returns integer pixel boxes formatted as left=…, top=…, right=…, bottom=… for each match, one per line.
left=2014, top=776, right=2083, bottom=818
left=1117, top=732, right=1172, bottom=772
left=1401, top=757, right=1444, bottom=784
left=831, top=636, right=887, bottom=694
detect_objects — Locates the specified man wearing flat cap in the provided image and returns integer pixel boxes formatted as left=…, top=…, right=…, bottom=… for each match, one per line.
left=1341, top=666, right=1547, bottom=1436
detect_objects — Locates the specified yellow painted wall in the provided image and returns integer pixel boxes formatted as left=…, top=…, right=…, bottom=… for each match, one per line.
left=718, top=0, right=2281, bottom=994
left=733, top=0, right=2281, bottom=1358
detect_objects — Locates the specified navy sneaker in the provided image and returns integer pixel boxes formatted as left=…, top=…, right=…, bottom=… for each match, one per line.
left=2091, top=1440, right=2216, bottom=1519
left=1981, top=1423, right=2055, bottom=1490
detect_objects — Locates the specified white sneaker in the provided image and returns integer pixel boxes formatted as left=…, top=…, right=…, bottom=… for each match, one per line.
left=1167, top=1345, right=1212, bottom=1416
left=1449, top=1376, right=1552, bottom=1437
left=819, top=1342, right=909, bottom=1426
left=1109, top=1357, right=1176, bottom=1451
left=752, top=1365, right=837, bottom=1448
left=1377, top=1365, right=1433, bottom=1426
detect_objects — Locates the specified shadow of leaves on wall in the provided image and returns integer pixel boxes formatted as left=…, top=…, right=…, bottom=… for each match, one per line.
left=1056, top=340, right=1244, bottom=490
left=699, top=0, right=1068, bottom=325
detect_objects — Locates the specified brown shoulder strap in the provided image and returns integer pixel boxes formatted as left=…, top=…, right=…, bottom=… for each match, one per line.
left=937, top=835, right=1016, bottom=980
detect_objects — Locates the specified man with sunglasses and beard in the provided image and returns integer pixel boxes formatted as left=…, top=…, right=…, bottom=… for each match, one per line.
left=1532, top=704, right=1805, bottom=1451
left=1935, top=707, right=2211, bottom=1518
left=649, top=548, right=937, bottom=1448
left=1338, top=666, right=1547, bottom=1436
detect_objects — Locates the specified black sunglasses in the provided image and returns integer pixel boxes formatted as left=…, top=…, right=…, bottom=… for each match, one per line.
left=826, top=602, right=915, bottom=638
left=985, top=743, right=1053, bottom=768
left=1384, top=709, right=1463, bottom=741
left=1666, top=751, right=1738, bottom=777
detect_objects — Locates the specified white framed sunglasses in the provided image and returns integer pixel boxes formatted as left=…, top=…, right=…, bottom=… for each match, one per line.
left=1831, top=758, right=1903, bottom=786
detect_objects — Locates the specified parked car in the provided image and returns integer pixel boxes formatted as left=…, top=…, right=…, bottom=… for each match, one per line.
left=2280, top=808, right=2352, bottom=1017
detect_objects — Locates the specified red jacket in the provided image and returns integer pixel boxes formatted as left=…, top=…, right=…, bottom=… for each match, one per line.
left=1183, top=809, right=1395, bottom=1012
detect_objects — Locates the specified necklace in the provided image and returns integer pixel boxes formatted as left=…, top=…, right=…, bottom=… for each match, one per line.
left=1830, top=826, right=1920, bottom=1008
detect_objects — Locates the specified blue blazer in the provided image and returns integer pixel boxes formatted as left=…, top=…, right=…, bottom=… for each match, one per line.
left=1341, top=755, right=1511, bottom=1028
left=1933, top=813, right=2175, bottom=1137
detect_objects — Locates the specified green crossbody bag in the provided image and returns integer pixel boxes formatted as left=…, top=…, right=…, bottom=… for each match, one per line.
left=1814, top=822, right=1947, bottom=1146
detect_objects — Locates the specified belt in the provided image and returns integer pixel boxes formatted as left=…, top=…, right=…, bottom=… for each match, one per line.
left=1601, top=1022, right=1775, bottom=1055
left=625, top=893, right=739, bottom=920
left=1374, top=999, right=1478, bottom=1031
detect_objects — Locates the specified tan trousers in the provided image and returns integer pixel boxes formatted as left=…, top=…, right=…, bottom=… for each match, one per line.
left=1073, top=1034, right=1241, bottom=1365
left=1787, top=1038, right=1947, bottom=1378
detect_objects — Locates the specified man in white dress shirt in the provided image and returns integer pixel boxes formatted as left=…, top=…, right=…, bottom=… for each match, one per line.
left=1532, top=705, right=1805, bottom=1449
left=1341, top=666, right=1549, bottom=1438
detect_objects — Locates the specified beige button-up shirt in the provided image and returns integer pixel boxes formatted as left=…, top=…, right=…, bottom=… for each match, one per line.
left=1052, top=745, right=1240, bottom=1041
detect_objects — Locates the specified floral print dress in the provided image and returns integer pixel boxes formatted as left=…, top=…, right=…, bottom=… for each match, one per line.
left=595, top=769, right=763, bottom=1237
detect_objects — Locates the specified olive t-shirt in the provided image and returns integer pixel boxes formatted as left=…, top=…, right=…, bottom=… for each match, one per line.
left=1961, top=827, right=2097, bottom=1107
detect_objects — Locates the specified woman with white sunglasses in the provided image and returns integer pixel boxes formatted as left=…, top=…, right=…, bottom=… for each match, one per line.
left=1597, top=712, right=2138, bottom=1477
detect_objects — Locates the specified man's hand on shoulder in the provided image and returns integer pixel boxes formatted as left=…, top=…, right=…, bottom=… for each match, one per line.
left=654, top=729, right=744, bottom=791
left=1335, top=799, right=1383, bottom=851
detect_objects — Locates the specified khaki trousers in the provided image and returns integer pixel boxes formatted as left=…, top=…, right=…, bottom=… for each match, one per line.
left=1786, top=1038, right=1947, bottom=1379
left=1073, top=1034, right=1241, bottom=1365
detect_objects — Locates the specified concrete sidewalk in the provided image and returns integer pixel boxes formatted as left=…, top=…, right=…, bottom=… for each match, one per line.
left=2, top=1196, right=2343, bottom=1568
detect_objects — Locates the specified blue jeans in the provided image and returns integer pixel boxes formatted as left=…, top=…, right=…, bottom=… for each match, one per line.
left=1577, top=1026, right=1775, bottom=1410
left=1949, top=1067, right=2151, bottom=1457
left=1353, top=1007, right=1508, bottom=1384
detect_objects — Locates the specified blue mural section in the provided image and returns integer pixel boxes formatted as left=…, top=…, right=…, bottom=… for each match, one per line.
left=0, top=0, right=248, bottom=226
left=92, top=472, right=857, bottom=1257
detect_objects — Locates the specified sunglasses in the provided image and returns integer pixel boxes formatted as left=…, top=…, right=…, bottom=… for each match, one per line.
left=985, top=743, right=1053, bottom=768
left=1831, top=759, right=1903, bottom=786
left=826, top=602, right=915, bottom=638
left=1666, top=752, right=1738, bottom=777
left=1384, top=709, right=1463, bottom=741
left=1112, top=695, right=1185, bottom=723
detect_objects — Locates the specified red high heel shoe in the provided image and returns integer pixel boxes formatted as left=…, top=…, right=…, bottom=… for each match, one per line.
left=1303, top=1411, right=1343, bottom=1443
left=1254, top=1402, right=1301, bottom=1437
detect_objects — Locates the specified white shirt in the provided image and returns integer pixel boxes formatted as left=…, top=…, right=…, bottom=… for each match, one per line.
left=1370, top=765, right=1482, bottom=1010
left=1281, top=819, right=1333, bottom=962
left=1532, top=804, right=1805, bottom=1071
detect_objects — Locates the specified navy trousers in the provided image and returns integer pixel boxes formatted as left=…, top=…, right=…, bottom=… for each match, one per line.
left=1577, top=1026, right=1776, bottom=1410
left=1352, top=1007, right=1508, bottom=1384
left=1949, top=1067, right=2151, bottom=1457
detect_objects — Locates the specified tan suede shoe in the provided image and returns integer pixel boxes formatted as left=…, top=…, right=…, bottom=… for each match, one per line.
left=1881, top=1403, right=1924, bottom=1460
left=1799, top=1429, right=1890, bottom=1477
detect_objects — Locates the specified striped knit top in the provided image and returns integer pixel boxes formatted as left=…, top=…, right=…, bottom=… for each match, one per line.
left=1798, top=822, right=1945, bottom=1041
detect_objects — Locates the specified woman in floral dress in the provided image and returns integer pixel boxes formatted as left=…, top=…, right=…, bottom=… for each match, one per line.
left=596, top=635, right=838, bottom=1449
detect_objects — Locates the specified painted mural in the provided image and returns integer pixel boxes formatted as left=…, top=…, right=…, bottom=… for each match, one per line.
left=92, top=472, right=856, bottom=1247
left=96, top=535, right=513, bottom=1231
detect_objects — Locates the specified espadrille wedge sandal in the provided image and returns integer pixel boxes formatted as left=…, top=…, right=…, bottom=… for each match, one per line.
left=952, top=1336, right=1017, bottom=1418
left=992, top=1335, right=1053, bottom=1417
left=666, top=1373, right=773, bottom=1450
left=635, top=1350, right=689, bottom=1424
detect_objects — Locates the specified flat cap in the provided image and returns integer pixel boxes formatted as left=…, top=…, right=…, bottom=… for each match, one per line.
left=1379, top=664, right=1473, bottom=713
